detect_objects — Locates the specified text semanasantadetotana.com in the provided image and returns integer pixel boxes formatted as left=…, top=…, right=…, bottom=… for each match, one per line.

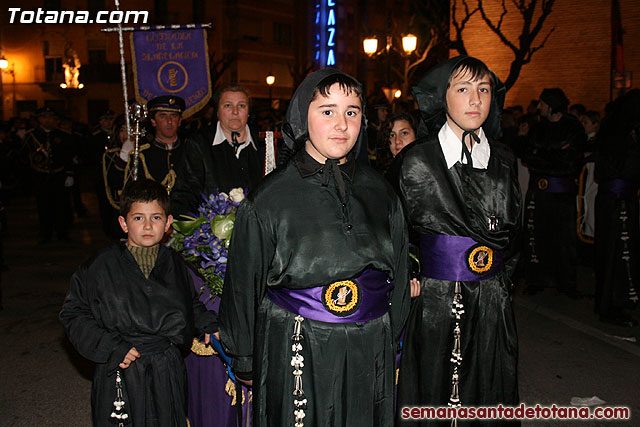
left=400, top=404, right=630, bottom=421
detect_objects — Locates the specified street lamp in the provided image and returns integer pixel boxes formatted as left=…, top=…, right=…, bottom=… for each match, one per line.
left=402, top=34, right=417, bottom=54
left=266, top=73, right=275, bottom=110
left=363, top=35, right=418, bottom=57
left=362, top=32, right=434, bottom=101
left=0, top=56, right=16, bottom=118
left=363, top=37, right=378, bottom=56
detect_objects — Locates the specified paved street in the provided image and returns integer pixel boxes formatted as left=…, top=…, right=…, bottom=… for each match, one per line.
left=0, top=192, right=638, bottom=426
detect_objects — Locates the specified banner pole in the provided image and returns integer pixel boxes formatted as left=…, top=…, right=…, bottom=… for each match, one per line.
left=113, top=0, right=137, bottom=180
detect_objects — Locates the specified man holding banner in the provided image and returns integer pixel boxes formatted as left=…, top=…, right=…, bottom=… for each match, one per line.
left=120, top=95, right=187, bottom=195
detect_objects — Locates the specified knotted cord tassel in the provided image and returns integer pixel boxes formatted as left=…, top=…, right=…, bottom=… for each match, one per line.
left=109, top=370, right=130, bottom=426
left=619, top=203, right=638, bottom=304
left=526, top=197, right=539, bottom=263
left=291, top=315, right=306, bottom=427
left=448, top=281, right=463, bottom=426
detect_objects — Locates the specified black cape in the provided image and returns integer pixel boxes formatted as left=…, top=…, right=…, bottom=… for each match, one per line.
left=60, top=243, right=217, bottom=427
left=218, top=149, right=410, bottom=426
left=397, top=136, right=521, bottom=425
left=170, top=123, right=265, bottom=216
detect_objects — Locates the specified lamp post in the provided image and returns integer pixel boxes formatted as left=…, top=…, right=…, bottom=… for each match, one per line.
left=362, top=33, right=433, bottom=101
left=0, top=56, right=16, bottom=118
left=265, top=73, right=275, bottom=110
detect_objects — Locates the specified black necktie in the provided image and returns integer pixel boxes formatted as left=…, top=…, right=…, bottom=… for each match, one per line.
left=322, top=158, right=347, bottom=204
left=231, top=131, right=240, bottom=155
left=460, top=130, right=481, bottom=168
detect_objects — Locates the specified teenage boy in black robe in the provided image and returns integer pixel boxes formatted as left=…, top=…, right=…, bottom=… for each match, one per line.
left=218, top=69, right=410, bottom=426
left=594, top=89, right=640, bottom=327
left=60, top=179, right=217, bottom=426
left=396, top=56, right=522, bottom=425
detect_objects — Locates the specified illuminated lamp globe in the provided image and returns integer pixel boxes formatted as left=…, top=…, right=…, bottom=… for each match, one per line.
left=402, top=34, right=417, bottom=54
left=363, top=37, right=378, bottom=55
left=60, top=83, right=67, bottom=89
left=394, top=89, right=402, bottom=99
left=0, top=57, right=8, bottom=69
left=265, top=74, right=275, bottom=86
left=78, top=83, right=84, bottom=89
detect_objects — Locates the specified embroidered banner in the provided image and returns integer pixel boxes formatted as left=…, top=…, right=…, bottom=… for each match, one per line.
left=131, top=28, right=211, bottom=118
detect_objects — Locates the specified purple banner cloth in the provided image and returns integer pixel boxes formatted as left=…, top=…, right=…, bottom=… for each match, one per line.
left=185, top=269, right=251, bottom=427
left=131, top=29, right=212, bottom=118
left=266, top=270, right=393, bottom=323
left=530, top=173, right=577, bottom=193
left=419, top=234, right=503, bottom=282
left=599, top=179, right=639, bottom=199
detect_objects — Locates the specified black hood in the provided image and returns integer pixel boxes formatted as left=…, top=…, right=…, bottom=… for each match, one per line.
left=281, top=68, right=367, bottom=158
left=411, top=55, right=506, bottom=140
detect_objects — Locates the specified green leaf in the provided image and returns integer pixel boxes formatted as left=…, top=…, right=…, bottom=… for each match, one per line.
left=172, top=217, right=206, bottom=235
left=212, top=214, right=235, bottom=240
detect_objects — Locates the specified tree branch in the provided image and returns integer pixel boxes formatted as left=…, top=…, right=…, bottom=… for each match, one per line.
left=451, top=0, right=479, bottom=55
left=478, top=0, right=518, bottom=52
left=525, top=27, right=555, bottom=62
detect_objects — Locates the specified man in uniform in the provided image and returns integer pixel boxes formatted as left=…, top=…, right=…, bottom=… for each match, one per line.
left=171, top=85, right=264, bottom=216
left=120, top=96, right=187, bottom=195
left=23, top=107, right=75, bottom=242
left=520, top=88, right=587, bottom=298
left=88, top=110, right=120, bottom=236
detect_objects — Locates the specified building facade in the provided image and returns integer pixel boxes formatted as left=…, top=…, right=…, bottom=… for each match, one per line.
left=451, top=0, right=640, bottom=112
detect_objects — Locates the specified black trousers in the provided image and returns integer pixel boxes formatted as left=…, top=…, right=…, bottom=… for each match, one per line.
left=523, top=190, right=578, bottom=291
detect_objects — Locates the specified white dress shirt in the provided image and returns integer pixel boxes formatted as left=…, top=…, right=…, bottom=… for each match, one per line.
left=212, top=122, right=256, bottom=159
left=438, top=122, right=490, bottom=170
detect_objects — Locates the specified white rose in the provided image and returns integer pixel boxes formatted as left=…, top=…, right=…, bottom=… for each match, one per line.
left=229, top=188, right=245, bottom=203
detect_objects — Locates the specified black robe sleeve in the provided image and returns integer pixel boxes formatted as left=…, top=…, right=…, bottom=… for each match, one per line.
left=218, top=199, right=274, bottom=376
left=60, top=264, right=132, bottom=373
left=388, top=195, right=410, bottom=342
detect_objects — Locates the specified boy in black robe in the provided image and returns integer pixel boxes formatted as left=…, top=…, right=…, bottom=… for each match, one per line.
left=218, top=69, right=410, bottom=426
left=60, top=179, right=218, bottom=426
left=396, top=56, right=521, bottom=425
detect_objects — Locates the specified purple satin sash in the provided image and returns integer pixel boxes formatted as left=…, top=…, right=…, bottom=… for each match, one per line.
left=266, top=270, right=393, bottom=324
left=419, top=234, right=504, bottom=282
left=599, top=179, right=639, bottom=199
left=530, top=173, right=576, bottom=193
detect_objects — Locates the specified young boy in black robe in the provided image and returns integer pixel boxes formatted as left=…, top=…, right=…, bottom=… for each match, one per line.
left=60, top=178, right=218, bottom=427
left=218, top=69, right=410, bottom=426
left=396, top=56, right=521, bottom=425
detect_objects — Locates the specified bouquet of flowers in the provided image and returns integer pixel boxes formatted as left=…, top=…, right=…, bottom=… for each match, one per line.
left=169, top=188, right=245, bottom=298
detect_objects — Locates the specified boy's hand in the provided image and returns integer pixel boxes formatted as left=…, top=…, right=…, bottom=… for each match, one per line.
left=204, top=333, right=211, bottom=344
left=410, top=278, right=421, bottom=298
left=119, top=347, right=140, bottom=369
left=213, top=332, right=220, bottom=341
